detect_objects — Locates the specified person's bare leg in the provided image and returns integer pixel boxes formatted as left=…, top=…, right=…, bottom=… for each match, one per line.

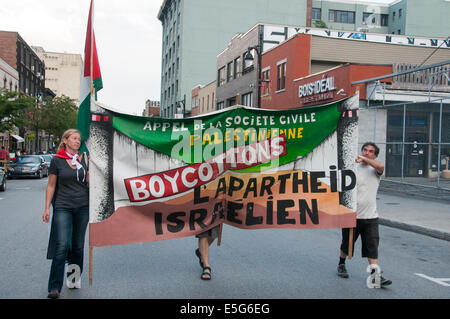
left=198, top=237, right=210, bottom=266
left=199, top=237, right=211, bottom=279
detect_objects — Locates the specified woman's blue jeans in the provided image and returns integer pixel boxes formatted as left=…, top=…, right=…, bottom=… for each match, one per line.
left=48, top=206, right=89, bottom=292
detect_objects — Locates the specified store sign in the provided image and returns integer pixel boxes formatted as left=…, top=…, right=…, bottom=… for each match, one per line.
left=298, top=76, right=336, bottom=104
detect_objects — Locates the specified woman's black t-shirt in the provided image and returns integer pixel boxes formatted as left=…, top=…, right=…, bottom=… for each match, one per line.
left=49, top=155, right=89, bottom=208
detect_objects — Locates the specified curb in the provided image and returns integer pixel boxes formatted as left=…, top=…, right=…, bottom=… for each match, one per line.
left=379, top=218, right=450, bottom=242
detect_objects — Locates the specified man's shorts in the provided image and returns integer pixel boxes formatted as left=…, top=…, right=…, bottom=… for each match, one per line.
left=340, top=218, right=379, bottom=259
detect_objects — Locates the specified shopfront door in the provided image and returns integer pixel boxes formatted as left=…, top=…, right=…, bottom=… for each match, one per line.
left=405, top=138, right=426, bottom=177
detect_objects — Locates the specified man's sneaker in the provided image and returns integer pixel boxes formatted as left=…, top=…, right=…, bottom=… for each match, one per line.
left=337, top=264, right=349, bottom=278
left=369, top=269, right=381, bottom=288
left=380, top=276, right=392, bottom=287
left=369, top=269, right=392, bottom=288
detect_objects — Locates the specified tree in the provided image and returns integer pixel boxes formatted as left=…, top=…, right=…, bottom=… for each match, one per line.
left=41, top=95, right=78, bottom=139
left=0, top=88, right=35, bottom=132
left=313, top=20, right=328, bottom=29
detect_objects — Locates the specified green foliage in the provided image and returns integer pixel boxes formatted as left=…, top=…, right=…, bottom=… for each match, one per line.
left=40, top=95, right=78, bottom=139
left=0, top=88, right=35, bottom=132
left=26, top=133, right=35, bottom=141
left=313, top=20, right=328, bottom=29
left=1, top=89, right=78, bottom=143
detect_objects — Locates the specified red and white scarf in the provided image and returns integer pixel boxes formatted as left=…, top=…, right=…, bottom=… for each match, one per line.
left=55, top=149, right=86, bottom=182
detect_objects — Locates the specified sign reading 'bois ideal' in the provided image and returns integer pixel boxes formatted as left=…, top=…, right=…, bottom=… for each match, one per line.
left=87, top=95, right=359, bottom=247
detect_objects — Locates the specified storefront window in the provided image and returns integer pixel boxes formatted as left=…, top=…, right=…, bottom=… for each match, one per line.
left=385, top=103, right=450, bottom=179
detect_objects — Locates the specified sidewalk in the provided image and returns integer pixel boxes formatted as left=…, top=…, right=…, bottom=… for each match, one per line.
left=377, top=181, right=450, bottom=241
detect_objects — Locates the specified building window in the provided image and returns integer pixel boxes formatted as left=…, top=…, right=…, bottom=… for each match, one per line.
left=218, top=67, right=225, bottom=87
left=399, top=9, right=402, bottom=17
left=328, top=10, right=355, bottom=24
left=227, top=61, right=234, bottom=82
left=312, top=8, right=321, bottom=20
left=392, top=11, right=396, bottom=21
left=364, top=12, right=374, bottom=25
left=363, top=13, right=389, bottom=26
left=261, top=67, right=270, bottom=96
left=227, top=96, right=237, bottom=107
left=217, top=101, right=225, bottom=110
left=381, top=14, right=388, bottom=26
left=277, top=60, right=286, bottom=91
left=242, top=92, right=253, bottom=107
left=234, top=57, right=241, bottom=79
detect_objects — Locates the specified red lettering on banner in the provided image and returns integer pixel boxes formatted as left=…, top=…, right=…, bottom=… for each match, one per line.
left=124, top=135, right=287, bottom=202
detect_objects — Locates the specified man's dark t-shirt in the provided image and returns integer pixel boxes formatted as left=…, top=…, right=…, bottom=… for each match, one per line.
left=49, top=155, right=89, bottom=208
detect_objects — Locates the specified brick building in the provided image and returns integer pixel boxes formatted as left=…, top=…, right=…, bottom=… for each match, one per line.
left=0, top=31, right=45, bottom=98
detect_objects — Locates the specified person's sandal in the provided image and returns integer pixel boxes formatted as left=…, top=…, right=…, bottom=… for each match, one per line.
left=47, top=289, right=60, bottom=299
left=201, top=266, right=211, bottom=280
left=195, top=249, right=204, bottom=268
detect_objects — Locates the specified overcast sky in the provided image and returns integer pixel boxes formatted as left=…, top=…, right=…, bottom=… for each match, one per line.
left=0, top=0, right=394, bottom=115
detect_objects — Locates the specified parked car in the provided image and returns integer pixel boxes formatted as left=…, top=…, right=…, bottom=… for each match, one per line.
left=41, top=154, right=54, bottom=166
left=0, top=167, right=6, bottom=191
left=7, top=155, right=49, bottom=179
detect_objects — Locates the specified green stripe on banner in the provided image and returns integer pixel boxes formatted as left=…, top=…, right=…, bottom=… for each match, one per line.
left=112, top=103, right=341, bottom=172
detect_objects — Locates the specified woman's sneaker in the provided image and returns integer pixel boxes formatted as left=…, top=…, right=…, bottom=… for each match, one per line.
left=337, top=264, right=349, bottom=278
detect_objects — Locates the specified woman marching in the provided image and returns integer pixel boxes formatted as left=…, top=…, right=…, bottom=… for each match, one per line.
left=42, top=129, right=89, bottom=299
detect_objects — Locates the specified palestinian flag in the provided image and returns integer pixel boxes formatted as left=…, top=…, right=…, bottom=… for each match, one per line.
left=77, top=0, right=102, bottom=153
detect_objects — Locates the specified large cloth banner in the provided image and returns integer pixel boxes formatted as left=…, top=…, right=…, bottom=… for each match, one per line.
left=87, top=95, right=359, bottom=247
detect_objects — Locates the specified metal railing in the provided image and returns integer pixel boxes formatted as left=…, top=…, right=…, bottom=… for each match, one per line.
left=354, top=61, right=450, bottom=193
left=361, top=97, right=450, bottom=192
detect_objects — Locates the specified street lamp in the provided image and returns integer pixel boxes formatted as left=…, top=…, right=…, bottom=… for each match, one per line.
left=244, top=45, right=262, bottom=108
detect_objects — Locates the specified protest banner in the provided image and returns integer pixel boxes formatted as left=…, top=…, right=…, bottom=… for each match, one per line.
left=87, top=94, right=359, bottom=248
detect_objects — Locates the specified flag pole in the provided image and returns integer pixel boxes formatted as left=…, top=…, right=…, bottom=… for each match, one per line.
left=88, top=0, right=94, bottom=287
left=90, top=0, right=94, bottom=97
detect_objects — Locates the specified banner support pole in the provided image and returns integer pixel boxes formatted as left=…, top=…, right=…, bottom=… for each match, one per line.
left=217, top=223, right=223, bottom=246
left=348, top=228, right=353, bottom=260
left=89, top=246, right=93, bottom=286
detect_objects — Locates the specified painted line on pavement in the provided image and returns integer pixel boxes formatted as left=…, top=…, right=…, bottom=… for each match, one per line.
left=415, top=273, right=450, bottom=287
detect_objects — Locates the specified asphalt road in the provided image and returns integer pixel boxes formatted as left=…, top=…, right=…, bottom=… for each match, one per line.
left=1, top=177, right=449, bottom=300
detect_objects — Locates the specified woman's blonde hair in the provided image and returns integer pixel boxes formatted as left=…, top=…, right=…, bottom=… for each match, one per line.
left=57, top=129, right=81, bottom=152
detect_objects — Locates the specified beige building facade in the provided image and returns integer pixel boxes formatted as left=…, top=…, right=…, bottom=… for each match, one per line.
left=190, top=81, right=216, bottom=116
left=1, top=56, right=18, bottom=92
left=32, top=46, right=82, bottom=104
left=197, top=81, right=216, bottom=115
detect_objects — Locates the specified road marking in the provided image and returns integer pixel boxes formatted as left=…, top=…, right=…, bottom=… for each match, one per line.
left=15, top=187, right=31, bottom=190
left=415, top=273, right=450, bottom=287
